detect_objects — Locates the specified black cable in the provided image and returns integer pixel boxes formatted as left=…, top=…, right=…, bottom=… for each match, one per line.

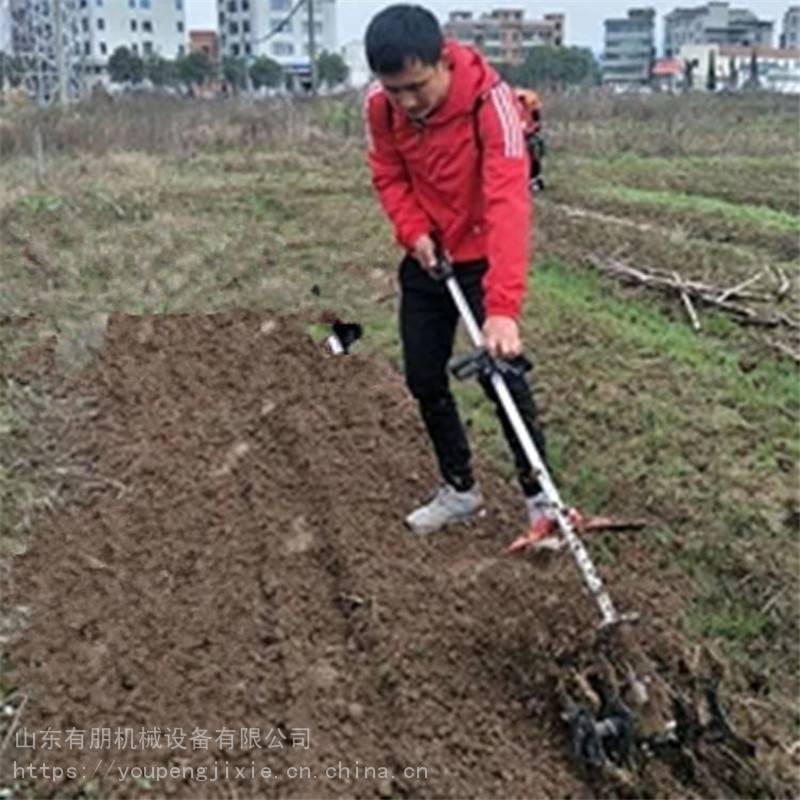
left=250, top=0, right=308, bottom=47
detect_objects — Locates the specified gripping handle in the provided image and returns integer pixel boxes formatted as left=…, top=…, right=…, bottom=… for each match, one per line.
left=448, top=348, right=533, bottom=381
left=430, top=259, right=454, bottom=281
left=429, top=236, right=454, bottom=281
left=449, top=348, right=486, bottom=380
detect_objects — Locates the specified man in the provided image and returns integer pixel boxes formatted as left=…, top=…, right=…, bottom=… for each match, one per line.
left=364, top=4, right=555, bottom=544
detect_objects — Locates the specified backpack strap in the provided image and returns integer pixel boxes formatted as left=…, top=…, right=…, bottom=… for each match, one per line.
left=472, top=79, right=503, bottom=154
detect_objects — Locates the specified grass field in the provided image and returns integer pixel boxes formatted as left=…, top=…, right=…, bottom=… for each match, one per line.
left=1, top=90, right=798, bottom=796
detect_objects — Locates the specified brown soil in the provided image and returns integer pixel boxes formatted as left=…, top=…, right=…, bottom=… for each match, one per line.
left=1, top=312, right=794, bottom=799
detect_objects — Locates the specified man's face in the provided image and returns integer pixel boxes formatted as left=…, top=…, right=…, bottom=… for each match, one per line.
left=378, top=57, right=451, bottom=121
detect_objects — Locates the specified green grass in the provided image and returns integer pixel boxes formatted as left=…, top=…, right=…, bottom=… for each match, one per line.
left=567, top=152, right=799, bottom=189
left=693, top=605, right=772, bottom=642
left=18, top=193, right=65, bottom=214
left=678, top=539, right=776, bottom=647
left=600, top=153, right=796, bottom=172
left=531, top=260, right=799, bottom=418
left=549, top=152, right=800, bottom=215
left=522, top=259, right=797, bottom=660
left=594, top=185, right=800, bottom=234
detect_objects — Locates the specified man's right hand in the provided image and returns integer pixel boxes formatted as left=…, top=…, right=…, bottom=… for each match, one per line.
left=412, top=234, right=437, bottom=271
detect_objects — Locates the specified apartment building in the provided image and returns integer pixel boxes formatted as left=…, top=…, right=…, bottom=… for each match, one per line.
left=6, top=0, right=187, bottom=85
left=664, top=2, right=773, bottom=58
left=443, top=8, right=565, bottom=67
left=217, top=0, right=337, bottom=79
left=781, top=6, right=800, bottom=49
left=602, top=7, right=655, bottom=90
left=0, top=2, right=11, bottom=54
left=62, top=0, right=188, bottom=78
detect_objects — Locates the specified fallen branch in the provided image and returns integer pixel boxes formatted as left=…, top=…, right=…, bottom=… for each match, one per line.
left=771, top=266, right=791, bottom=300
left=588, top=256, right=795, bottom=331
left=767, top=339, right=800, bottom=365
left=760, top=588, right=786, bottom=615
left=775, top=313, right=800, bottom=331
left=715, top=271, right=764, bottom=305
left=711, top=299, right=781, bottom=327
left=674, top=271, right=702, bottom=332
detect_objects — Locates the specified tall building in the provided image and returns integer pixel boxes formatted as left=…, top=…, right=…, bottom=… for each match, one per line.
left=664, top=2, right=774, bottom=58
left=602, top=7, right=655, bottom=90
left=0, top=0, right=12, bottom=54
left=5, top=0, right=188, bottom=98
left=217, top=0, right=337, bottom=82
left=781, top=6, right=800, bottom=49
left=443, top=8, right=565, bottom=67
left=74, top=0, right=188, bottom=75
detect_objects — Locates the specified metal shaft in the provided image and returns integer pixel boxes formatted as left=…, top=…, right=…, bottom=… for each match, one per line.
left=445, top=274, right=619, bottom=628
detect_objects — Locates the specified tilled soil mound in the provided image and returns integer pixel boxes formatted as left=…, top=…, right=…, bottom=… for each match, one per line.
left=0, top=312, right=790, bottom=799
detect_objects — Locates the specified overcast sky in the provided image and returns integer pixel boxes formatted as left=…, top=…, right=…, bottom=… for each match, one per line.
left=187, top=1, right=791, bottom=54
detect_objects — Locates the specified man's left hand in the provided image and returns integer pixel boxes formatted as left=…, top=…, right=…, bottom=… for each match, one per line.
left=483, top=315, right=522, bottom=359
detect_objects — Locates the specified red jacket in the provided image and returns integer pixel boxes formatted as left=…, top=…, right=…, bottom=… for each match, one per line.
left=364, top=40, right=532, bottom=319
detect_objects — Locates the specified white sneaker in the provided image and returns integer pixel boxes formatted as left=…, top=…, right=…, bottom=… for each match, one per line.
left=525, top=492, right=563, bottom=551
left=405, top=483, right=484, bottom=535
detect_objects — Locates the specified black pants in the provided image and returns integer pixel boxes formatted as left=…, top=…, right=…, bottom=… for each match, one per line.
left=399, top=255, right=548, bottom=497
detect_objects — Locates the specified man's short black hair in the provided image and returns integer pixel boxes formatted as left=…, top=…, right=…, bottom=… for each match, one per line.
left=365, top=4, right=443, bottom=75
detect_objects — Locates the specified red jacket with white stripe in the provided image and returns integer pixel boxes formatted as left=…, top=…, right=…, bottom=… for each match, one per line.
left=364, top=40, right=532, bottom=319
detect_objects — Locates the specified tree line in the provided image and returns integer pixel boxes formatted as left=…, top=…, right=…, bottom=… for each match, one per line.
left=500, top=46, right=602, bottom=90
left=0, top=47, right=350, bottom=93
left=1, top=44, right=603, bottom=95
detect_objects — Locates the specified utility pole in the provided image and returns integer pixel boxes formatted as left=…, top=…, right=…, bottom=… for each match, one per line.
left=54, top=0, right=68, bottom=105
left=10, top=0, right=79, bottom=105
left=244, top=25, right=253, bottom=99
left=245, top=55, right=253, bottom=98
left=307, top=0, right=317, bottom=95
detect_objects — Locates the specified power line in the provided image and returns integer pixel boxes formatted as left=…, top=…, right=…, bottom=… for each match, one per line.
left=250, top=0, right=307, bottom=47
left=235, top=0, right=316, bottom=94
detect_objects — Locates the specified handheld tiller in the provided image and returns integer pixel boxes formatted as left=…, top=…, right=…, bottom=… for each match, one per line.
left=432, top=255, right=637, bottom=631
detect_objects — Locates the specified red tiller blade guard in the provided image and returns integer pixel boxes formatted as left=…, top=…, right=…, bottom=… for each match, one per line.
left=508, top=509, right=650, bottom=554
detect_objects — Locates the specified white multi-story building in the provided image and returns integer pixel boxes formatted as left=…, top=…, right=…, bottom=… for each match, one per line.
left=4, top=0, right=189, bottom=99
left=217, top=0, right=337, bottom=80
left=781, top=6, right=800, bottom=49
left=0, top=1, right=11, bottom=54
left=664, top=2, right=774, bottom=58
left=75, top=0, right=188, bottom=75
